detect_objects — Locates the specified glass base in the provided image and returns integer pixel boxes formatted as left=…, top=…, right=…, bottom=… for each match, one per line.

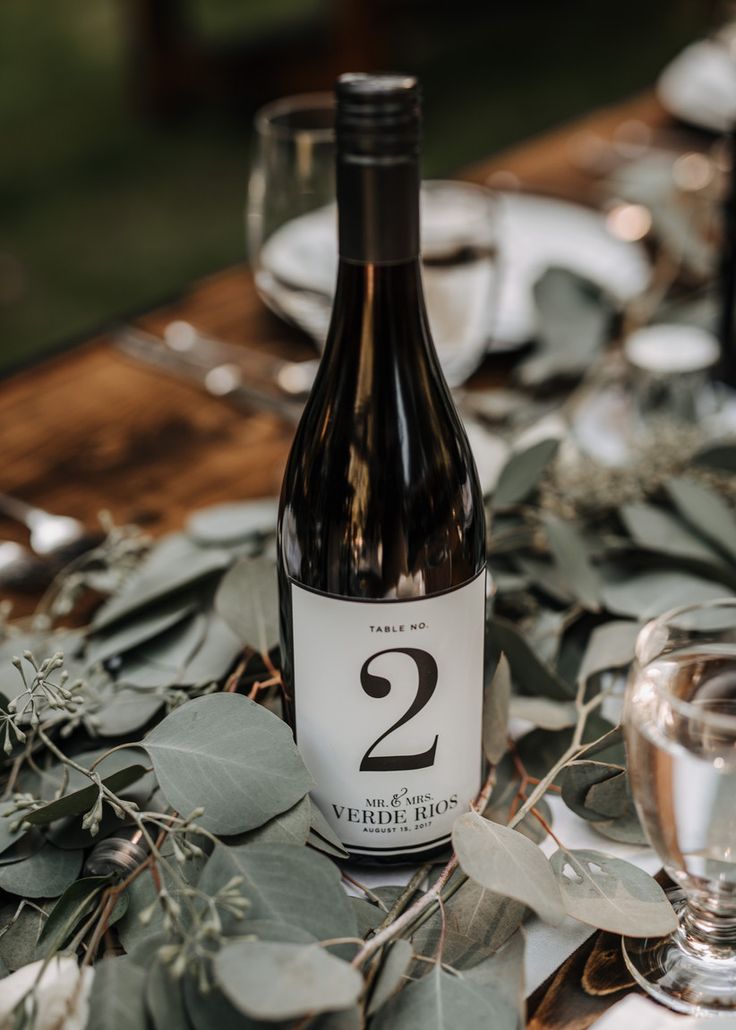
left=622, top=893, right=736, bottom=1018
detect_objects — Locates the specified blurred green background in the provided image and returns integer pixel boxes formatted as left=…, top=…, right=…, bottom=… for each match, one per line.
left=0, top=0, right=714, bottom=373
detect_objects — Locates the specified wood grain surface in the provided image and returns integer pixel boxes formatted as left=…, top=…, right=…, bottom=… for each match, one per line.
left=0, top=89, right=688, bottom=1026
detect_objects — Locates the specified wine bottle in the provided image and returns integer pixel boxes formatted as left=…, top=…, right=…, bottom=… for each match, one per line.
left=277, top=73, right=487, bottom=864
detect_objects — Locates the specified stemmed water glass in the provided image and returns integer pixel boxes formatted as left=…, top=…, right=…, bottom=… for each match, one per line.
left=246, top=94, right=499, bottom=386
left=624, top=598, right=736, bottom=1016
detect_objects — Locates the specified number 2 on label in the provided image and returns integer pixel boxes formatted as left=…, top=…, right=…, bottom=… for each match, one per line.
left=359, top=647, right=439, bottom=772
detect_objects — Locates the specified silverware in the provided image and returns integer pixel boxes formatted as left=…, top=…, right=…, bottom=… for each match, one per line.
left=0, top=495, right=88, bottom=558
left=114, top=324, right=317, bottom=423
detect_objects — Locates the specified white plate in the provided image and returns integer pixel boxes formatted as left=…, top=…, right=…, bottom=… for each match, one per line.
left=259, top=190, right=650, bottom=350
left=657, top=37, right=736, bottom=133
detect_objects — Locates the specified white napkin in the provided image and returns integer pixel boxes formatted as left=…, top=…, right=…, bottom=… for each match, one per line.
left=592, top=992, right=736, bottom=1028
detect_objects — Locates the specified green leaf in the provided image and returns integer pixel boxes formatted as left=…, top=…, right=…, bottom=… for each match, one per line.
left=542, top=515, right=600, bottom=611
left=576, top=620, right=639, bottom=688
left=86, top=957, right=148, bottom=1030
left=94, top=691, right=164, bottom=737
left=493, top=438, right=560, bottom=507
left=620, top=501, right=721, bottom=562
left=93, top=534, right=231, bottom=631
left=86, top=596, right=197, bottom=666
left=0, top=901, right=50, bottom=971
left=230, top=795, right=312, bottom=848
left=515, top=557, right=575, bottom=605
left=490, top=617, right=574, bottom=700
left=36, top=876, right=109, bottom=953
left=183, top=976, right=255, bottom=1030
left=592, top=811, right=648, bottom=846
left=199, top=843, right=358, bottom=941
left=453, top=811, right=565, bottom=925
left=483, top=653, right=511, bottom=765
left=187, top=499, right=279, bottom=546
left=560, top=761, right=626, bottom=821
left=0, top=801, right=29, bottom=857
left=508, top=696, right=577, bottom=730
left=411, top=875, right=525, bottom=970
left=24, top=765, right=148, bottom=827
left=550, top=849, right=677, bottom=937
left=142, top=693, right=312, bottom=834
left=146, top=959, right=191, bottom=1030
left=180, top=613, right=244, bottom=685
left=309, top=803, right=350, bottom=859
left=371, top=964, right=504, bottom=1030
left=215, top=555, right=280, bottom=653
left=693, top=442, right=736, bottom=472
left=667, top=477, right=736, bottom=563
left=0, top=844, right=82, bottom=899
left=463, top=928, right=526, bottom=1022
left=367, top=939, right=413, bottom=1016
left=351, top=896, right=386, bottom=938
left=601, top=571, right=733, bottom=619
left=214, top=941, right=363, bottom=1020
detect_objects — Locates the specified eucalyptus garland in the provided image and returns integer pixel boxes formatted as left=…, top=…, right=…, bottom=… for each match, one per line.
left=0, top=429, right=735, bottom=1029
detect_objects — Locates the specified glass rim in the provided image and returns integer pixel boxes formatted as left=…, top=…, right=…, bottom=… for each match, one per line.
left=254, top=92, right=335, bottom=142
left=635, top=597, right=736, bottom=729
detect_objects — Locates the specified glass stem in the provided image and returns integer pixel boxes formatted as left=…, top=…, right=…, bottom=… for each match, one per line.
left=680, top=896, right=736, bottom=953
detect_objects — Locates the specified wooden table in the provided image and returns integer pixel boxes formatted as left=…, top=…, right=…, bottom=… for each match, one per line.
left=0, top=90, right=688, bottom=1028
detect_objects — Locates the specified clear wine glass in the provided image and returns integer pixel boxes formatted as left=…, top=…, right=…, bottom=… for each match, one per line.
left=246, top=92, right=336, bottom=343
left=246, top=97, right=499, bottom=385
left=624, top=598, right=736, bottom=1016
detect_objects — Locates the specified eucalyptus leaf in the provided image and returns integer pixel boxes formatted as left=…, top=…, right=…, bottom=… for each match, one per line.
left=143, top=693, right=312, bottom=834
left=126, top=611, right=208, bottom=673
left=0, top=901, right=49, bottom=971
left=508, top=695, right=577, bottom=730
left=483, top=653, right=511, bottom=764
left=146, top=959, right=191, bottom=1030
left=367, top=939, right=413, bottom=1016
left=542, top=514, right=600, bottom=611
left=585, top=770, right=632, bottom=819
left=550, top=848, right=677, bottom=936
left=601, top=571, right=733, bottom=619
left=85, top=957, right=148, bottom=1030
left=307, top=829, right=351, bottom=861
left=463, top=927, right=526, bottom=1020
left=620, top=501, right=721, bottom=563
left=411, top=875, right=525, bottom=969
left=181, top=613, right=244, bottom=685
left=0, top=801, right=28, bottom=857
left=351, top=896, right=386, bottom=937
left=493, top=438, right=560, bottom=507
left=0, top=844, right=82, bottom=899
left=560, top=761, right=626, bottom=821
left=453, top=811, right=565, bottom=925
left=86, top=596, right=197, bottom=666
left=230, top=794, right=312, bottom=848
left=24, top=765, right=148, bottom=827
left=371, top=964, right=505, bottom=1030
left=489, top=618, right=574, bottom=700
left=592, top=810, right=648, bottom=845
left=693, top=442, right=736, bottom=472
left=184, top=976, right=261, bottom=1030
left=576, top=620, right=639, bottom=687
left=187, top=499, right=279, bottom=546
left=92, top=534, right=231, bottom=631
left=514, top=556, right=575, bottom=605
left=215, top=555, right=280, bottom=654
left=199, top=842, right=358, bottom=941
left=215, top=941, right=363, bottom=1020
left=93, top=691, right=164, bottom=737
left=667, top=477, right=736, bottom=562
left=309, top=803, right=350, bottom=859
left=36, top=876, right=109, bottom=953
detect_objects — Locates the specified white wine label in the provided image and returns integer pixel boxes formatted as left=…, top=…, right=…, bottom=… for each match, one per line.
left=291, top=570, right=486, bottom=857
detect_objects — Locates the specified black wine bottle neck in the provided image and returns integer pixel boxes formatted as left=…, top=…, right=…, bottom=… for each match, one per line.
left=337, top=154, right=420, bottom=265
